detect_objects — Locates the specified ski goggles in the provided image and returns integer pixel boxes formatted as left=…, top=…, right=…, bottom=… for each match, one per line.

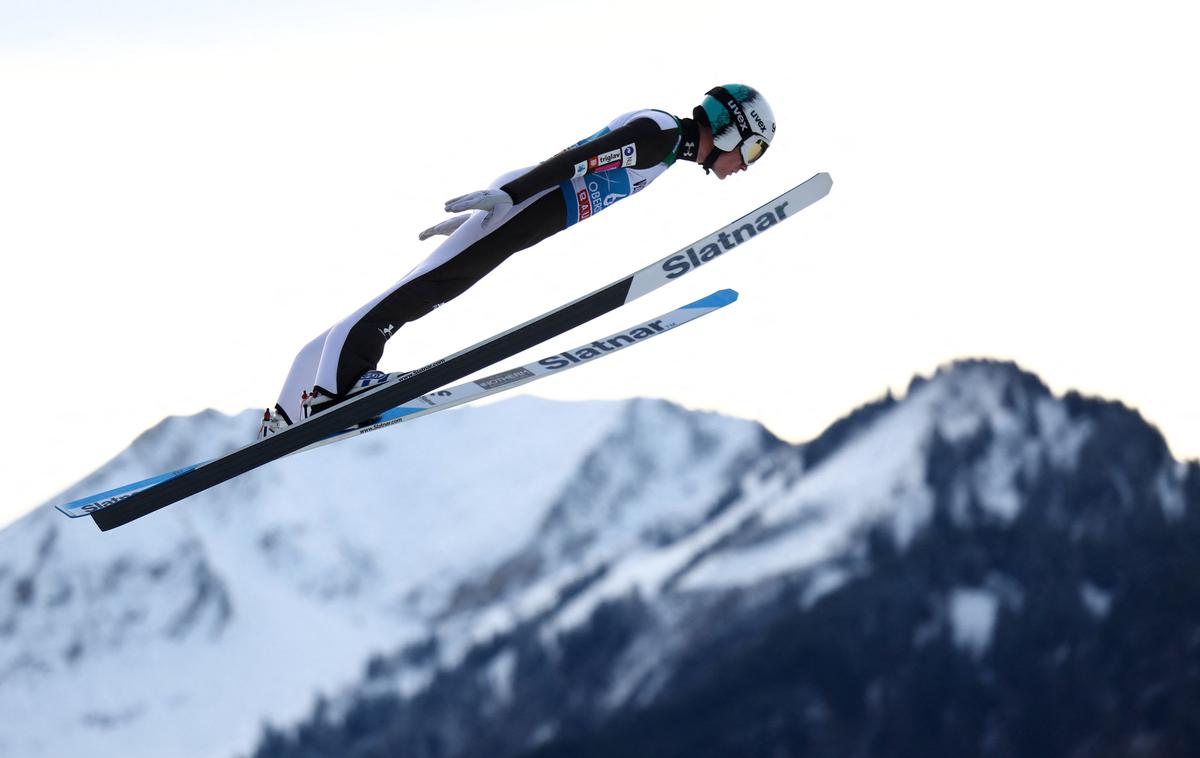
left=739, top=136, right=770, bottom=166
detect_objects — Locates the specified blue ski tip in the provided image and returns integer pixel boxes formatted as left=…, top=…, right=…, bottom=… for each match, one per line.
left=685, top=288, right=739, bottom=309
left=57, top=464, right=201, bottom=516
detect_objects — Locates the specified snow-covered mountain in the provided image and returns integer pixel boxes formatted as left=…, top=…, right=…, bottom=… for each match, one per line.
left=2, top=360, right=1197, bottom=758
left=0, top=394, right=764, bottom=758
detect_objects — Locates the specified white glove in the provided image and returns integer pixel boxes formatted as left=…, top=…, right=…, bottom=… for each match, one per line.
left=418, top=213, right=471, bottom=241
left=443, top=189, right=513, bottom=232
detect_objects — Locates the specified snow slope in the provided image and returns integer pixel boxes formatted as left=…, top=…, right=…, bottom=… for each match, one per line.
left=0, top=397, right=662, bottom=758
left=4, top=360, right=1192, bottom=758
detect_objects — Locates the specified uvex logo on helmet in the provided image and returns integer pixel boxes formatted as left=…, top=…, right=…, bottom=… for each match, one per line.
left=700, top=84, right=777, bottom=155
left=724, top=97, right=750, bottom=133
left=749, top=109, right=769, bottom=134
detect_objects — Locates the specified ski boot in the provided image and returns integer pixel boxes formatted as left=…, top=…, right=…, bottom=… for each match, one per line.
left=257, top=405, right=291, bottom=439
left=303, top=370, right=403, bottom=427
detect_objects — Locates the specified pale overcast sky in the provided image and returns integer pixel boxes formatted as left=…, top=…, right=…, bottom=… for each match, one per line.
left=2, top=0, right=1197, bottom=528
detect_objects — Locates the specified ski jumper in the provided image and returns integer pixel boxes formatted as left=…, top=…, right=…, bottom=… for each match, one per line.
left=273, top=109, right=704, bottom=424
